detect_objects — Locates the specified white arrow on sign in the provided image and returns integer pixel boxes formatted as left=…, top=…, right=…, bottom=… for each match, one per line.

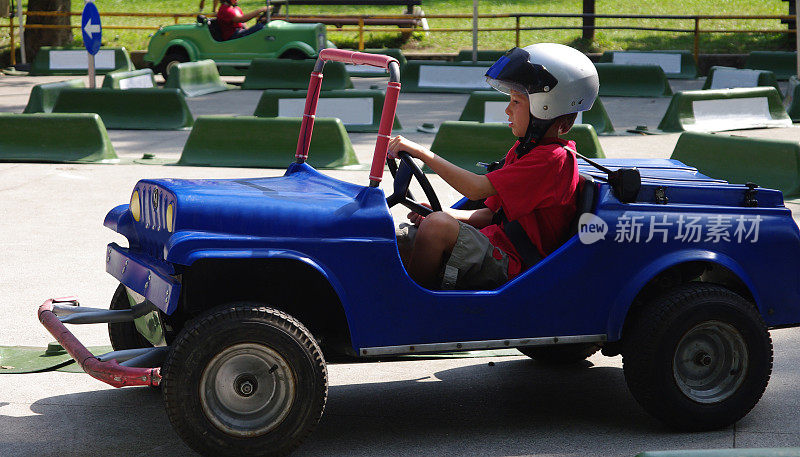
left=84, top=19, right=100, bottom=36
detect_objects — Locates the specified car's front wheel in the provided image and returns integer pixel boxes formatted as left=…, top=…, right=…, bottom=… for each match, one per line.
left=623, top=283, right=772, bottom=431
left=162, top=304, right=328, bottom=456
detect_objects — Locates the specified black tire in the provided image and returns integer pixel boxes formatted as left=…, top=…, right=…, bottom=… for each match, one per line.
left=518, top=343, right=600, bottom=365
left=108, top=284, right=153, bottom=351
left=155, top=50, right=189, bottom=78
left=162, top=304, right=328, bottom=457
left=623, top=283, right=772, bottom=431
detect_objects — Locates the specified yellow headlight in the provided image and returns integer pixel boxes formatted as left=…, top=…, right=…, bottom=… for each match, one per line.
left=166, top=203, right=174, bottom=232
left=130, top=191, right=141, bottom=222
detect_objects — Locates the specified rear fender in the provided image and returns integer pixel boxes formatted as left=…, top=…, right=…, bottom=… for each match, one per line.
left=151, top=40, right=198, bottom=65
left=606, top=250, right=759, bottom=341
left=277, top=42, right=315, bottom=58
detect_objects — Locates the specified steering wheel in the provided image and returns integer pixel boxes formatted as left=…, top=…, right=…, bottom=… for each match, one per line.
left=386, top=151, right=442, bottom=216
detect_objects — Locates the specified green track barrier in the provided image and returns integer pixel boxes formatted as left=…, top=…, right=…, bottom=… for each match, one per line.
left=165, top=60, right=231, bottom=97
left=657, top=87, right=791, bottom=132
left=702, top=66, right=780, bottom=94
left=599, top=50, right=697, bottom=79
left=242, top=59, right=353, bottom=90
left=636, top=449, right=800, bottom=457
left=745, top=51, right=798, bottom=80
left=52, top=88, right=194, bottom=130
left=345, top=48, right=407, bottom=77
left=785, top=76, right=800, bottom=122
left=253, top=89, right=401, bottom=132
left=595, top=63, right=673, bottom=97
left=22, top=78, right=85, bottom=114
left=101, top=68, right=156, bottom=89
left=401, top=61, right=493, bottom=93
left=456, top=49, right=505, bottom=62
left=459, top=90, right=614, bottom=134
left=428, top=121, right=603, bottom=174
left=670, top=132, right=800, bottom=196
left=30, top=46, right=134, bottom=76
left=178, top=116, right=358, bottom=169
left=0, top=113, right=117, bottom=163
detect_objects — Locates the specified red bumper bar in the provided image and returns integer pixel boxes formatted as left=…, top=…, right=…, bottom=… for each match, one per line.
left=38, top=297, right=161, bottom=388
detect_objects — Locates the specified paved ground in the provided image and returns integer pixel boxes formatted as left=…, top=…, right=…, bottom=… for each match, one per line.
left=1, top=72, right=799, bottom=456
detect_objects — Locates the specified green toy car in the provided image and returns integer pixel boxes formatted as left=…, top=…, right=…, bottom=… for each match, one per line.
left=144, top=16, right=329, bottom=77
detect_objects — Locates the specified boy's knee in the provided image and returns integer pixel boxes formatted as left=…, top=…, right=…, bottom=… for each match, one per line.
left=417, top=212, right=459, bottom=247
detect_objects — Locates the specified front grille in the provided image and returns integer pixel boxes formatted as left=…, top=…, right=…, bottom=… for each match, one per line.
left=136, top=184, right=174, bottom=259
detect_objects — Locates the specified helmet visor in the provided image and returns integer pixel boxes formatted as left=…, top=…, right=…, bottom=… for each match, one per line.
left=485, top=47, right=558, bottom=95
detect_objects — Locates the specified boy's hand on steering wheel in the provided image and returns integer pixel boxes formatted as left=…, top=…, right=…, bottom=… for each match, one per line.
left=408, top=203, right=432, bottom=226
left=388, top=135, right=430, bottom=161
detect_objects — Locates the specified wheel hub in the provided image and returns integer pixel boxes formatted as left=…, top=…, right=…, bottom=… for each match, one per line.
left=200, top=343, right=296, bottom=437
left=673, top=321, right=749, bottom=404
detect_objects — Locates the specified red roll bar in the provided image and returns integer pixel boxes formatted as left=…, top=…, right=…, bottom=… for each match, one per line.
left=295, top=49, right=402, bottom=187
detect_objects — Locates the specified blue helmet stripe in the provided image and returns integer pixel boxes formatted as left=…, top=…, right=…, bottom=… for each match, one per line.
left=485, top=55, right=511, bottom=79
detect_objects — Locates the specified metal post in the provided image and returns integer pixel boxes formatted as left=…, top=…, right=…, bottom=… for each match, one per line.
left=358, top=17, right=364, bottom=50
left=693, top=17, right=700, bottom=64
left=471, top=0, right=477, bottom=63
left=515, top=15, right=520, bottom=47
left=88, top=53, right=95, bottom=88
left=582, top=0, right=595, bottom=42
left=796, top=0, right=799, bottom=78
left=17, top=0, right=24, bottom=63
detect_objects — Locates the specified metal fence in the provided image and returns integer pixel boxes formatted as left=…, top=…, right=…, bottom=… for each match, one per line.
left=2, top=10, right=797, bottom=66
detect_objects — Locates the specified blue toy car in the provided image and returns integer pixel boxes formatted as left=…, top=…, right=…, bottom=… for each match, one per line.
left=39, top=49, right=800, bottom=456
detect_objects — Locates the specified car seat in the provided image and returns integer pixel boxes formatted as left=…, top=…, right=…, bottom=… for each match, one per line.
left=567, top=173, right=597, bottom=237
left=197, top=15, right=225, bottom=42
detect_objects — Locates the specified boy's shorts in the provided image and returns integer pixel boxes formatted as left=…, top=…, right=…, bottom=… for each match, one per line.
left=396, top=221, right=509, bottom=290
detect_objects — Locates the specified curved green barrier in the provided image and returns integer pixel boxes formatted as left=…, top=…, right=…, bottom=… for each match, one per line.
left=702, top=66, right=780, bottom=94
left=401, top=61, right=493, bottom=93
left=102, top=68, right=156, bottom=90
left=254, top=89, right=401, bottom=132
left=745, top=51, right=798, bottom=80
left=599, top=50, right=697, bottom=79
left=595, top=63, right=673, bottom=97
left=242, top=59, right=353, bottom=90
left=671, top=131, right=800, bottom=196
left=0, top=113, right=117, bottom=163
left=165, top=60, right=231, bottom=97
left=178, top=116, right=358, bottom=169
left=30, top=46, right=134, bottom=76
left=23, top=79, right=85, bottom=114
left=52, top=88, right=194, bottom=130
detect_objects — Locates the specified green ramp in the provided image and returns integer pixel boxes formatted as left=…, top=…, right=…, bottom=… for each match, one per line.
left=670, top=131, right=800, bottom=196
left=636, top=449, right=800, bottom=457
left=401, top=61, right=493, bottom=93
left=242, top=59, right=353, bottom=90
left=102, top=68, right=156, bottom=89
left=428, top=121, right=604, bottom=174
left=456, top=49, right=506, bottom=62
left=702, top=66, right=780, bottom=94
left=459, top=90, right=614, bottom=134
left=165, top=60, right=231, bottom=97
left=745, top=51, right=798, bottom=80
left=785, top=76, right=800, bottom=122
left=599, top=50, right=697, bottom=79
left=253, top=89, right=401, bottom=133
left=52, top=88, right=194, bottom=130
left=657, top=87, right=791, bottom=132
left=30, top=46, right=134, bottom=76
left=23, top=78, right=85, bottom=113
left=345, top=48, right=407, bottom=77
left=595, top=63, right=673, bottom=97
left=178, top=116, right=358, bottom=169
left=0, top=113, right=118, bottom=163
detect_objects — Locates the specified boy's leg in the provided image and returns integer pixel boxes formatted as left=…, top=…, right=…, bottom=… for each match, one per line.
left=409, top=212, right=460, bottom=289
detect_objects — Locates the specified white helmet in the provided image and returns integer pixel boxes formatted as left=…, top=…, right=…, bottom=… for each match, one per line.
left=485, top=43, right=599, bottom=120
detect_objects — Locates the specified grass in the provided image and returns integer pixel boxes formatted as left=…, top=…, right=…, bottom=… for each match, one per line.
left=0, top=0, right=795, bottom=57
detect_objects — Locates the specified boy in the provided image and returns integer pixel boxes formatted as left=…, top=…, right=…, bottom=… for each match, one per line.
left=388, top=43, right=600, bottom=290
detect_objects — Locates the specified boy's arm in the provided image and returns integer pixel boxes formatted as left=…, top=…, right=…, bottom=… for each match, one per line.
left=388, top=136, right=497, bottom=201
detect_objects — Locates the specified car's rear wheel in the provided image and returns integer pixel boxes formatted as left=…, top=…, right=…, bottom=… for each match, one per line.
left=108, top=284, right=153, bottom=351
left=156, top=50, right=189, bottom=79
left=518, top=343, right=600, bottom=364
left=623, top=283, right=772, bottom=431
left=280, top=49, right=309, bottom=60
left=162, top=304, right=327, bottom=457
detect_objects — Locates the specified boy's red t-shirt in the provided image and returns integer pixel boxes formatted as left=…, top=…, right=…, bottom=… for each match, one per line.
left=217, top=4, right=245, bottom=40
left=480, top=138, right=579, bottom=279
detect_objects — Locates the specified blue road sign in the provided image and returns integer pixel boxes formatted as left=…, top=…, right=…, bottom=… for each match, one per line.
left=81, top=2, right=102, bottom=55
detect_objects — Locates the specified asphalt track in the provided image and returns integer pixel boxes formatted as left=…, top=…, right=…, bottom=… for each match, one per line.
left=1, top=73, right=799, bottom=456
